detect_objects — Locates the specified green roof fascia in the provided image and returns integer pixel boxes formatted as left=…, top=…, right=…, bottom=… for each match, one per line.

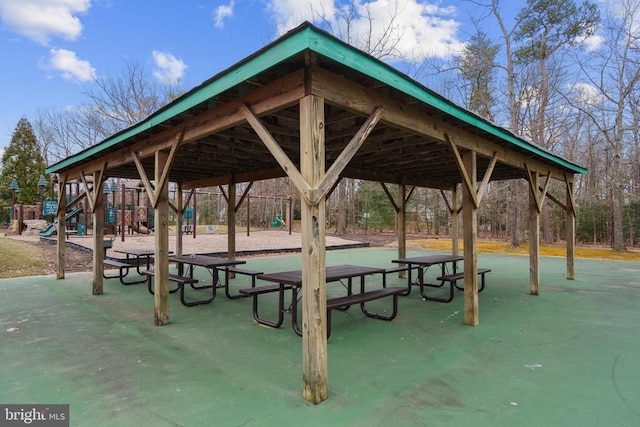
left=304, top=28, right=587, bottom=175
left=46, top=28, right=317, bottom=175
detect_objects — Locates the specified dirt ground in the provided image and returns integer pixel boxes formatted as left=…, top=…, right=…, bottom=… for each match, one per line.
left=31, top=232, right=401, bottom=275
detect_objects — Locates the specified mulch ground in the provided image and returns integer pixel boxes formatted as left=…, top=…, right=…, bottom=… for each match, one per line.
left=31, top=232, right=403, bottom=275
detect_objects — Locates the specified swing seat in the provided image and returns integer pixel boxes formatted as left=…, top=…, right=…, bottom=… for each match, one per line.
left=271, top=213, right=285, bottom=227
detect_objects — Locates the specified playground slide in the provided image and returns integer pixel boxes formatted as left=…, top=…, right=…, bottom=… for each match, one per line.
left=131, top=222, right=151, bottom=234
left=39, top=207, right=84, bottom=237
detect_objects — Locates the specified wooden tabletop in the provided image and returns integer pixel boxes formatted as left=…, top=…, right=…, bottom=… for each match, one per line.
left=258, top=264, right=385, bottom=286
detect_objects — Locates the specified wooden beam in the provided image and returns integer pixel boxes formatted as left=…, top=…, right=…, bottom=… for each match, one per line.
left=92, top=169, right=105, bottom=295
left=404, top=186, right=416, bottom=205
left=397, top=184, right=407, bottom=277
left=133, top=132, right=182, bottom=209
left=300, top=95, right=328, bottom=404
left=542, top=187, right=566, bottom=210
left=315, top=106, right=384, bottom=200
left=235, top=181, right=254, bottom=212
left=341, top=166, right=450, bottom=189
left=566, top=178, right=576, bottom=280
left=564, top=173, right=577, bottom=216
left=451, top=185, right=459, bottom=256
left=476, top=152, right=498, bottom=205
left=440, top=189, right=453, bottom=213
left=526, top=164, right=543, bottom=213
left=529, top=171, right=540, bottom=295
left=64, top=188, right=88, bottom=210
left=312, top=66, right=570, bottom=181
left=182, top=168, right=286, bottom=190
left=462, top=151, right=479, bottom=326
left=154, top=149, right=171, bottom=326
left=85, top=163, right=106, bottom=210
left=227, top=182, right=237, bottom=261
left=176, top=183, right=184, bottom=257
left=446, top=134, right=479, bottom=209
left=380, top=182, right=399, bottom=212
left=325, top=176, right=342, bottom=199
left=60, top=70, right=306, bottom=179
left=241, top=103, right=314, bottom=205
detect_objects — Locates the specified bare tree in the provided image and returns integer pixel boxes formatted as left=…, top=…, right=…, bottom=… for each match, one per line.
left=34, top=61, right=184, bottom=165
left=84, top=60, right=181, bottom=133
left=570, top=0, right=640, bottom=250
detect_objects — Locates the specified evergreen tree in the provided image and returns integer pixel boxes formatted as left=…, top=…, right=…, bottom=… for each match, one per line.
left=456, top=31, right=499, bottom=120
left=0, top=118, right=48, bottom=215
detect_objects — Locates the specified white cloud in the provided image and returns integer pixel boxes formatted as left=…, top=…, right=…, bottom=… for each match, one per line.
left=46, top=48, right=95, bottom=82
left=152, top=50, right=187, bottom=85
left=0, top=0, right=91, bottom=45
left=214, top=0, right=235, bottom=29
left=569, top=82, right=604, bottom=107
left=581, top=34, right=604, bottom=52
left=266, top=0, right=464, bottom=61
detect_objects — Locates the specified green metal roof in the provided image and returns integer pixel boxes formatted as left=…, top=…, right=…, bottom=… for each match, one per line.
left=46, top=22, right=586, bottom=176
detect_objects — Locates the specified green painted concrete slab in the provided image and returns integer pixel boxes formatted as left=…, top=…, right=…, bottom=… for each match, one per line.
left=1, top=248, right=639, bottom=426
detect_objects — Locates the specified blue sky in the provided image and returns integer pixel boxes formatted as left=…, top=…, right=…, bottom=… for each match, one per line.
left=0, top=0, right=603, bottom=158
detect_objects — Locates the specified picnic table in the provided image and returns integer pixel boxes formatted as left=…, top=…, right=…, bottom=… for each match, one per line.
left=168, top=255, right=246, bottom=305
left=115, top=248, right=156, bottom=274
left=244, top=265, right=404, bottom=337
left=103, top=247, right=159, bottom=285
left=392, top=254, right=463, bottom=302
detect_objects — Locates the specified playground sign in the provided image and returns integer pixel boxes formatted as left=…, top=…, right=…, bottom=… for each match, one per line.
left=107, top=208, right=116, bottom=225
left=183, top=206, right=194, bottom=220
left=43, top=200, right=58, bottom=216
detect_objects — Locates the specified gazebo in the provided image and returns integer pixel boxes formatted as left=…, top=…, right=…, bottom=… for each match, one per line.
left=45, top=22, right=585, bottom=404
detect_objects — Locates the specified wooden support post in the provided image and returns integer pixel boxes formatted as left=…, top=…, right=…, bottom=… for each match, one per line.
left=451, top=184, right=459, bottom=256
left=193, top=190, right=197, bottom=239
left=92, top=174, right=105, bottom=295
left=300, top=95, right=328, bottom=404
left=56, top=176, right=67, bottom=279
left=154, top=150, right=171, bottom=325
left=566, top=179, right=575, bottom=280
left=462, top=151, right=479, bottom=326
left=228, top=182, right=237, bottom=261
left=176, top=182, right=183, bottom=257
left=529, top=171, right=540, bottom=295
left=397, top=184, right=406, bottom=272
left=120, top=183, right=126, bottom=242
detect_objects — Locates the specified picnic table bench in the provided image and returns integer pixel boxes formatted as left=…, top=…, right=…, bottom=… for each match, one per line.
left=325, top=286, right=405, bottom=337
left=103, top=258, right=146, bottom=285
left=247, top=265, right=401, bottom=337
left=239, top=284, right=294, bottom=328
left=169, top=254, right=246, bottom=301
left=222, top=266, right=264, bottom=299
left=141, top=269, right=207, bottom=307
left=437, top=268, right=491, bottom=293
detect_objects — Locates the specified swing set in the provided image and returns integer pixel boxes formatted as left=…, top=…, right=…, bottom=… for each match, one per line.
left=245, top=194, right=291, bottom=236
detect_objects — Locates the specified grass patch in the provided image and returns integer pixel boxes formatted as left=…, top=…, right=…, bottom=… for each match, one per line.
left=0, top=237, right=48, bottom=278
left=409, top=239, right=640, bottom=262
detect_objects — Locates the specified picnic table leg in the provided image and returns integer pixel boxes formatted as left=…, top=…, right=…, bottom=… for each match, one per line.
left=179, top=280, right=215, bottom=306
left=399, top=265, right=413, bottom=296
left=251, top=283, right=287, bottom=329
left=360, top=294, right=400, bottom=320
left=420, top=278, right=455, bottom=303
left=291, top=286, right=302, bottom=336
left=223, top=267, right=250, bottom=300
left=420, top=264, right=446, bottom=289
